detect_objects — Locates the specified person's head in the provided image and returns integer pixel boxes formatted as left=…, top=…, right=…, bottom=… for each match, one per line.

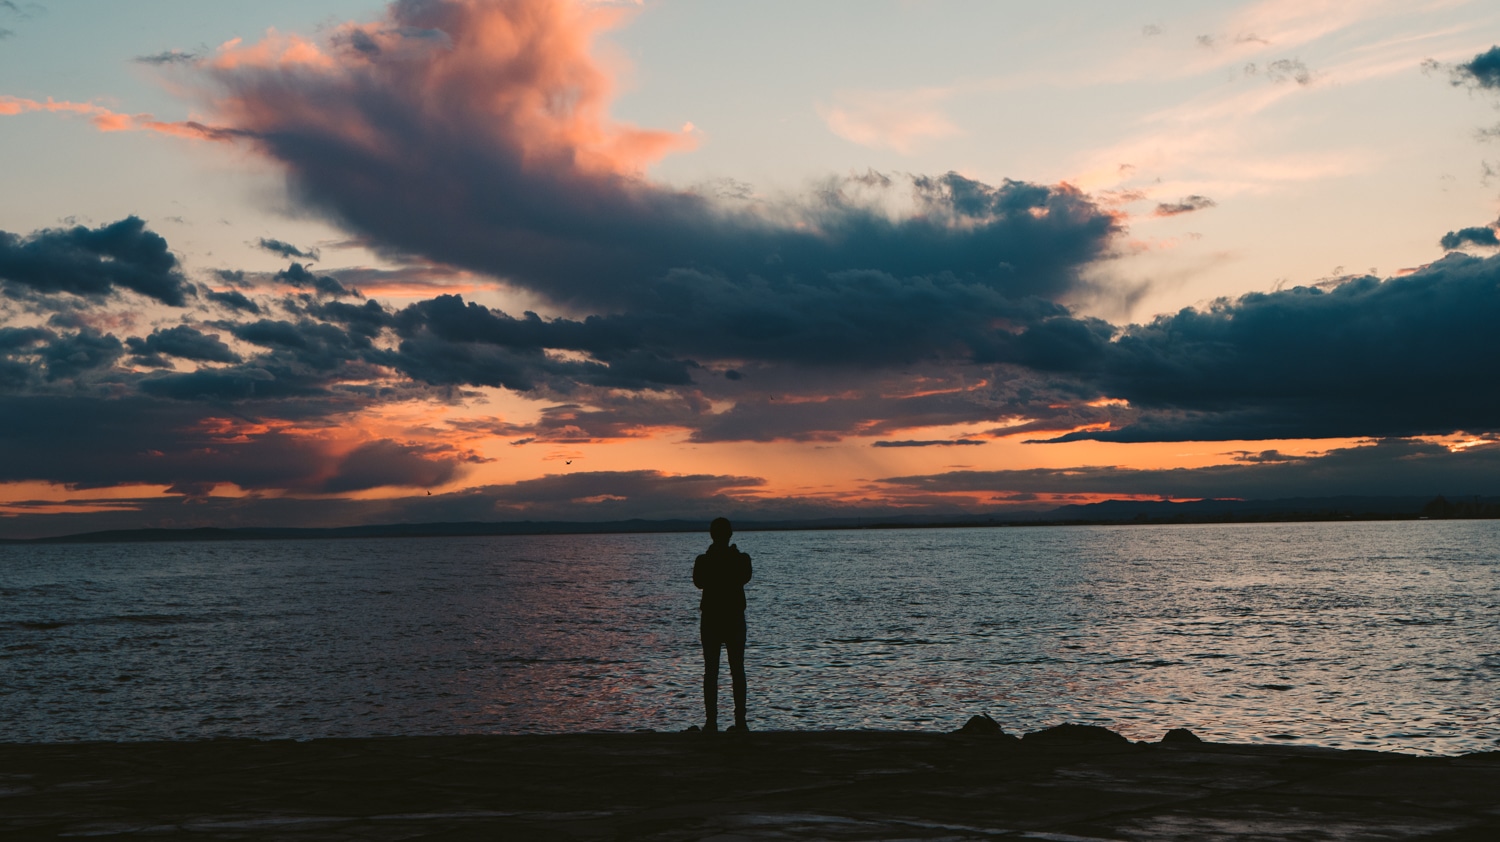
left=709, top=517, right=733, bottom=544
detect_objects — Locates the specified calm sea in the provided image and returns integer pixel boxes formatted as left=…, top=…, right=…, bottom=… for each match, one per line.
left=1, top=521, right=1497, bottom=754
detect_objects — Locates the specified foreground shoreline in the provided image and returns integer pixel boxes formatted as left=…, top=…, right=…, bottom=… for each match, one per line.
left=3, top=729, right=1498, bottom=840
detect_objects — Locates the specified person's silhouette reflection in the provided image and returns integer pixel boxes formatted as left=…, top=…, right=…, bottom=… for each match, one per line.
left=693, top=517, right=752, bottom=732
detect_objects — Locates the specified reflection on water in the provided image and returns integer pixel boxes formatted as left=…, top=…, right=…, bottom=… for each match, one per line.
left=1, top=521, right=1497, bottom=754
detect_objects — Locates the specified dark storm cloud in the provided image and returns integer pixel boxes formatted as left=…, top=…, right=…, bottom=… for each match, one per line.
left=136, top=367, right=269, bottom=400
left=479, top=470, right=764, bottom=508
left=514, top=392, right=711, bottom=442
left=125, top=325, right=241, bottom=366
left=374, top=334, right=694, bottom=394
left=373, top=334, right=560, bottom=393
left=0, top=325, right=49, bottom=350
left=203, top=287, right=261, bottom=314
left=683, top=377, right=1103, bottom=443
left=506, top=361, right=1108, bottom=446
left=690, top=394, right=954, bottom=444
left=380, top=295, right=712, bottom=392
left=115, top=0, right=1126, bottom=417
left=1154, top=195, right=1217, bottom=217
left=1439, top=225, right=1499, bottom=250
left=222, top=318, right=375, bottom=371
left=1454, top=46, right=1500, bottom=89
left=0, top=325, right=57, bottom=389
left=382, top=267, right=1081, bottom=397
left=256, top=237, right=319, bottom=260
left=134, top=49, right=201, bottom=65
left=872, top=439, right=987, bottom=447
left=137, top=364, right=331, bottom=401
left=1230, top=449, right=1300, bottom=463
left=276, top=263, right=358, bottom=298
left=994, top=314, right=1116, bottom=372
left=315, top=439, right=476, bottom=493
left=197, top=0, right=1119, bottom=333
left=125, top=313, right=395, bottom=404
left=1023, top=253, right=1500, bottom=442
left=35, top=328, right=123, bottom=382
left=0, top=394, right=477, bottom=494
left=306, top=298, right=390, bottom=336
left=0, top=210, right=1489, bottom=454
left=391, top=294, right=630, bottom=357
left=0, top=217, right=192, bottom=306
left=0, top=5, right=1147, bottom=525
left=881, top=439, right=1500, bottom=499
left=326, top=468, right=837, bottom=525
left=309, top=263, right=478, bottom=295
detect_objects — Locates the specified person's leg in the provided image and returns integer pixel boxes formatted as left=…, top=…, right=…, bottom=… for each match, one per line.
left=727, top=615, right=747, bottom=729
left=701, top=619, right=721, bottom=731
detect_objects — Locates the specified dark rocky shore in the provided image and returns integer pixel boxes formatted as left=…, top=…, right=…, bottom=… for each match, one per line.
left=3, top=727, right=1499, bottom=840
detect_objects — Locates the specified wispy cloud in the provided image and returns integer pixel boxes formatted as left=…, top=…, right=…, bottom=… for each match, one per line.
left=0, top=95, right=238, bottom=141
left=255, top=237, right=319, bottom=261
left=872, top=439, right=987, bottom=448
left=818, top=87, right=962, bottom=154
left=0, top=1, right=42, bottom=21
left=134, top=49, right=201, bottom=66
left=1154, top=195, right=1217, bottom=217
left=1226, top=0, right=1428, bottom=52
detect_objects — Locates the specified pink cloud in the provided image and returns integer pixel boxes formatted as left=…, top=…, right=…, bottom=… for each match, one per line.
left=201, top=0, right=691, bottom=177
left=210, top=32, right=334, bottom=71
left=818, top=88, right=962, bottom=155
left=0, top=94, right=236, bottom=142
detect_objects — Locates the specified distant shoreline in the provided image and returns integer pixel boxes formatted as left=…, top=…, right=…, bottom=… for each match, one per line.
left=4, top=493, right=1497, bottom=544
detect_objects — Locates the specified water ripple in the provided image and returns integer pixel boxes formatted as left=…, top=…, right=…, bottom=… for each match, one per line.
left=0, top=521, right=1497, bottom=754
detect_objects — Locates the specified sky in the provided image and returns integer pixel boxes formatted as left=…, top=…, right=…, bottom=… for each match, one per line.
left=2, top=0, right=1500, bottom=538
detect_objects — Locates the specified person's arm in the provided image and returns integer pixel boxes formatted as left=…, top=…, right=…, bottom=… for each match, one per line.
left=738, top=548, right=752, bottom=585
left=693, top=554, right=706, bottom=589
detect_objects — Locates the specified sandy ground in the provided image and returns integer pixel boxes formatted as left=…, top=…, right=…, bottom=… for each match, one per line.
left=2, top=728, right=1499, bottom=840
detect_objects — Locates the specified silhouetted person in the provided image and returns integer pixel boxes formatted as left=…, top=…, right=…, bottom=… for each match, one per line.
left=694, top=517, right=752, bottom=732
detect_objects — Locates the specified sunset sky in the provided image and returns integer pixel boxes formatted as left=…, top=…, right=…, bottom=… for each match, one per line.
left=3, top=0, right=1500, bottom=538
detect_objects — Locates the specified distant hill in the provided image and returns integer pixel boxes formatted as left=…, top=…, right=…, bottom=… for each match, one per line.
left=4, top=495, right=1496, bottom=544
left=1041, top=494, right=1500, bottom=524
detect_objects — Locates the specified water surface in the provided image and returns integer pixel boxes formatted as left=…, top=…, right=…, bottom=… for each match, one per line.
left=2, top=521, right=1496, bottom=754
